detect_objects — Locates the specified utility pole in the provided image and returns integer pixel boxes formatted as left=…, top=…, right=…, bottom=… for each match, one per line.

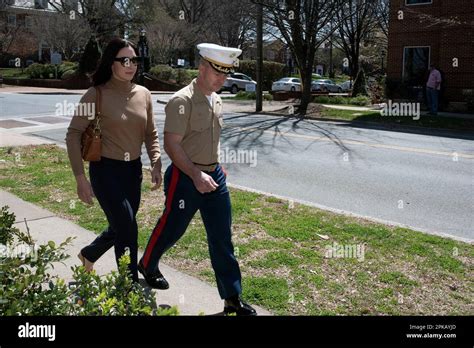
left=256, top=2, right=263, bottom=112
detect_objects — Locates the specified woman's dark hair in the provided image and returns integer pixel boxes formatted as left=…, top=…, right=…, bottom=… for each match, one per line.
left=91, top=38, right=139, bottom=86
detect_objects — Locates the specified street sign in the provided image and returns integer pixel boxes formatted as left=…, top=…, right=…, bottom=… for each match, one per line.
left=316, top=64, right=324, bottom=76
left=51, top=52, right=62, bottom=65
left=246, top=84, right=256, bottom=92
left=177, top=59, right=185, bottom=67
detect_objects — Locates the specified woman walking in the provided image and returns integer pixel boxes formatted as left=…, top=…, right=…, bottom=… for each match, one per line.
left=66, top=38, right=162, bottom=282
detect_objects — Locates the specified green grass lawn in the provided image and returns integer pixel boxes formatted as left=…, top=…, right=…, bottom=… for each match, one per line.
left=1, top=145, right=473, bottom=315
left=317, top=107, right=474, bottom=131
left=0, top=68, right=28, bottom=79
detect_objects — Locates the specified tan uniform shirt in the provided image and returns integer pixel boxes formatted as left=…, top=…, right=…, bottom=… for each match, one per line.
left=65, top=76, right=161, bottom=176
left=164, top=79, right=223, bottom=171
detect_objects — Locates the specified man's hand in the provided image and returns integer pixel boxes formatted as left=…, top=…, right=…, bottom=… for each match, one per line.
left=76, top=174, right=94, bottom=205
left=164, top=132, right=218, bottom=193
left=192, top=171, right=218, bottom=194
left=150, top=163, right=163, bottom=190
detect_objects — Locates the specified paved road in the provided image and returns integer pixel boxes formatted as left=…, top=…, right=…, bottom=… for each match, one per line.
left=1, top=92, right=473, bottom=241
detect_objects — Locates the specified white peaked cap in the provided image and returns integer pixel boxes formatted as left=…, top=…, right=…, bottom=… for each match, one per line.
left=197, top=43, right=242, bottom=73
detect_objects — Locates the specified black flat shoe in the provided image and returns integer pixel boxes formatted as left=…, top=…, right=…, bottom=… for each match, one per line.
left=138, top=261, right=169, bottom=290
left=224, top=295, right=257, bottom=316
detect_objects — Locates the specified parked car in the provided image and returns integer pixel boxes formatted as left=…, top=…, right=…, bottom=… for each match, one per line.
left=311, top=79, right=342, bottom=93
left=271, top=77, right=301, bottom=92
left=339, top=80, right=353, bottom=92
left=219, top=73, right=256, bottom=94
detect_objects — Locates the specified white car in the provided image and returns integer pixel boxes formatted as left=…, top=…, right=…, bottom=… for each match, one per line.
left=311, top=79, right=343, bottom=93
left=219, top=73, right=256, bottom=94
left=339, top=80, right=353, bottom=92
left=271, top=77, right=301, bottom=92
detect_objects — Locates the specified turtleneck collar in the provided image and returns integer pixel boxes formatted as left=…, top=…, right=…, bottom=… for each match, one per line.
left=105, top=74, right=135, bottom=93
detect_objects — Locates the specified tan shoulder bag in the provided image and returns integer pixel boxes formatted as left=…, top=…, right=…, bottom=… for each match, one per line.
left=81, top=87, right=102, bottom=162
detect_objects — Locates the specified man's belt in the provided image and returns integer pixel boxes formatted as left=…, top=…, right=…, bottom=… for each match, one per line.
left=193, top=162, right=219, bottom=172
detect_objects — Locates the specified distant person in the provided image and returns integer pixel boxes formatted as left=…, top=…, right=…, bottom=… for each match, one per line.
left=426, top=64, right=442, bottom=115
left=66, top=38, right=162, bottom=282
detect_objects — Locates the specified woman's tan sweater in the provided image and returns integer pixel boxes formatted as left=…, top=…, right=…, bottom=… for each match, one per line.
left=65, top=76, right=161, bottom=176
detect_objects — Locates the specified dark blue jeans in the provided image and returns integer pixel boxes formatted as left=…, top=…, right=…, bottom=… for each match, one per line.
left=426, top=87, right=439, bottom=115
left=82, top=157, right=142, bottom=282
left=140, top=163, right=242, bottom=299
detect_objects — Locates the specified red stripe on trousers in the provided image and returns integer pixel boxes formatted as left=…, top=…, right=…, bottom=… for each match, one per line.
left=142, top=165, right=180, bottom=268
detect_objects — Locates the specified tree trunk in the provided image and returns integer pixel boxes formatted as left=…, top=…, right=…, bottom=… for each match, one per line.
left=298, top=63, right=313, bottom=115
left=350, top=52, right=360, bottom=80
left=188, top=46, right=196, bottom=68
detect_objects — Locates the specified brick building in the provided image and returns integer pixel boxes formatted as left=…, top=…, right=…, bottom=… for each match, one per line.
left=0, top=0, right=59, bottom=66
left=387, top=0, right=474, bottom=109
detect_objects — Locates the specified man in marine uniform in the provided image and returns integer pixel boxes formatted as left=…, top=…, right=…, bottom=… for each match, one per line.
left=138, top=43, right=256, bottom=316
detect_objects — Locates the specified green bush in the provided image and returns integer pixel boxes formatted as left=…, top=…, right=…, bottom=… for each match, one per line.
left=187, top=69, right=199, bottom=80
left=0, top=206, right=178, bottom=316
left=0, top=206, right=15, bottom=245
left=313, top=96, right=331, bottom=104
left=25, top=64, right=59, bottom=79
left=58, top=61, right=78, bottom=78
left=60, top=69, right=76, bottom=80
left=175, top=68, right=192, bottom=85
left=25, top=63, right=43, bottom=79
left=238, top=60, right=286, bottom=91
left=350, top=95, right=371, bottom=106
left=42, top=65, right=55, bottom=79
left=149, top=64, right=176, bottom=82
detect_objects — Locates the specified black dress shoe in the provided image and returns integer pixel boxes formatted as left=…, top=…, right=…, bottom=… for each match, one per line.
left=224, top=295, right=257, bottom=316
left=138, top=261, right=169, bottom=290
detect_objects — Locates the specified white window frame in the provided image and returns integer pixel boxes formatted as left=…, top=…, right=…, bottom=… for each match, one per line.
left=402, top=46, right=431, bottom=80
left=405, top=0, right=433, bottom=6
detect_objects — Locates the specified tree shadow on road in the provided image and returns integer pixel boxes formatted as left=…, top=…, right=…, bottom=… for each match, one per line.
left=222, top=112, right=353, bottom=158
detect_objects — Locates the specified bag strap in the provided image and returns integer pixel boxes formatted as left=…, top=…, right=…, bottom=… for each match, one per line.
left=93, top=86, right=102, bottom=134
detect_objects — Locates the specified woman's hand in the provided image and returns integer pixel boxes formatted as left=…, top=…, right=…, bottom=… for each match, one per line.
left=150, top=163, right=163, bottom=190
left=76, top=174, right=95, bottom=205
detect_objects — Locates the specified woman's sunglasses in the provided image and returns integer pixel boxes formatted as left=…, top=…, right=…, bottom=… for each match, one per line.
left=114, top=57, right=141, bottom=67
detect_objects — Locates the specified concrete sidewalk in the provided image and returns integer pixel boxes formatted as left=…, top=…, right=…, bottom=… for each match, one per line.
left=0, top=133, right=271, bottom=316
left=1, top=191, right=271, bottom=316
